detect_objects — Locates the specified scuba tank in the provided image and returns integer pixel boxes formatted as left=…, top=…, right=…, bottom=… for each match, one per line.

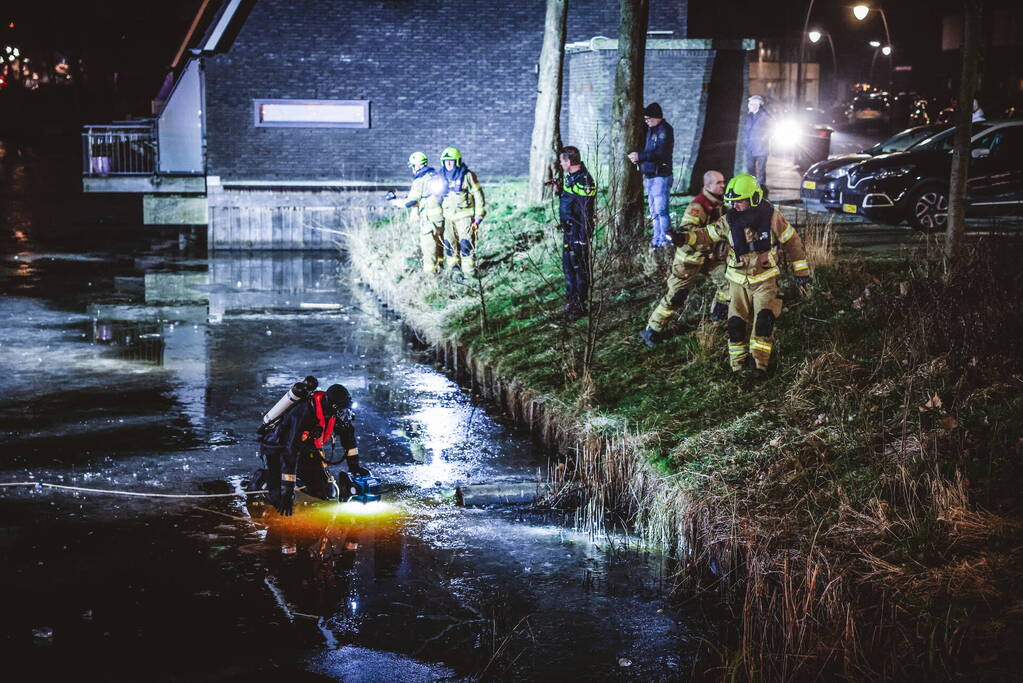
left=257, top=376, right=317, bottom=435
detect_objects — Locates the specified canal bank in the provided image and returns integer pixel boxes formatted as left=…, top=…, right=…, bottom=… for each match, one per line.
left=345, top=184, right=1023, bottom=680
left=0, top=150, right=705, bottom=681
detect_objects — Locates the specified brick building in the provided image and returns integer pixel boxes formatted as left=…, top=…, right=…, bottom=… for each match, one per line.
left=83, top=0, right=752, bottom=249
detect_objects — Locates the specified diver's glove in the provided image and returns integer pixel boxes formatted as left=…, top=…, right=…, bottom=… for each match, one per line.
left=345, top=454, right=371, bottom=477
left=274, top=480, right=296, bottom=516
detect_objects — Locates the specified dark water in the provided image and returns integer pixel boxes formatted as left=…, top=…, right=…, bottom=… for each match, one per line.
left=0, top=145, right=702, bottom=681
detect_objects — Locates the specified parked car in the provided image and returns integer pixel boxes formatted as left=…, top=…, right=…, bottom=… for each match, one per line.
left=846, top=91, right=892, bottom=127
left=804, top=120, right=1023, bottom=230
left=800, top=123, right=948, bottom=211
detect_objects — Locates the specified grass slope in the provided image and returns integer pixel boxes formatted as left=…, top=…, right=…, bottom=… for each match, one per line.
left=346, top=183, right=1023, bottom=681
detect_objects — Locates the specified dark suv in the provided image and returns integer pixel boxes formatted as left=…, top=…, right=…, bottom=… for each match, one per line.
left=801, top=123, right=947, bottom=212
left=804, top=121, right=1023, bottom=230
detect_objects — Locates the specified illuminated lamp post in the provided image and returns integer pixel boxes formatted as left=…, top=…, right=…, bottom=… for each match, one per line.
left=853, top=5, right=894, bottom=88
left=808, top=30, right=838, bottom=103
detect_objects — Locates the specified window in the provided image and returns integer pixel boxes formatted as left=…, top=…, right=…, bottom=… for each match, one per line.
left=253, top=99, right=370, bottom=128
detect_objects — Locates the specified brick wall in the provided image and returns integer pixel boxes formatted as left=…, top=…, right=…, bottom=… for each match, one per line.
left=204, top=0, right=688, bottom=183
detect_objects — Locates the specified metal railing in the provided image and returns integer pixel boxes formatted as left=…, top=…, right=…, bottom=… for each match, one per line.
left=81, top=122, right=157, bottom=176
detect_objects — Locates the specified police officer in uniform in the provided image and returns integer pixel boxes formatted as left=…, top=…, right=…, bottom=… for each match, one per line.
left=554, top=145, right=596, bottom=321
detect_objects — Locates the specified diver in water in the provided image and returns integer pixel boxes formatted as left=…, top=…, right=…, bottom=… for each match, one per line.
left=254, top=382, right=370, bottom=516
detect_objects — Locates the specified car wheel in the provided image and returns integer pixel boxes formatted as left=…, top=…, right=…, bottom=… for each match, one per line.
left=908, top=186, right=948, bottom=232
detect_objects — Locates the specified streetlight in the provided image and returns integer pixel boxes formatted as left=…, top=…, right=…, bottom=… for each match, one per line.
left=869, top=46, right=892, bottom=85
left=854, top=5, right=894, bottom=88
left=808, top=29, right=838, bottom=101
left=852, top=4, right=892, bottom=49
left=796, top=0, right=819, bottom=106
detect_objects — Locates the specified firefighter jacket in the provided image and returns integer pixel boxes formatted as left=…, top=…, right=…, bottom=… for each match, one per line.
left=675, top=189, right=725, bottom=265
left=681, top=199, right=811, bottom=286
left=557, top=165, right=596, bottom=243
left=637, top=120, right=674, bottom=178
left=403, top=165, right=443, bottom=225
left=439, top=162, right=486, bottom=221
left=259, top=393, right=358, bottom=477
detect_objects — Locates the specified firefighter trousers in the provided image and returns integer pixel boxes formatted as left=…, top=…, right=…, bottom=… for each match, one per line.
left=442, top=215, right=477, bottom=276
left=419, top=219, right=444, bottom=274
left=726, top=276, right=782, bottom=371
left=646, top=250, right=729, bottom=332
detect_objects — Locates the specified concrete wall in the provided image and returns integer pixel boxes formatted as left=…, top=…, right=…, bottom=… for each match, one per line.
left=566, top=39, right=750, bottom=191
left=203, top=0, right=688, bottom=183
left=206, top=181, right=396, bottom=250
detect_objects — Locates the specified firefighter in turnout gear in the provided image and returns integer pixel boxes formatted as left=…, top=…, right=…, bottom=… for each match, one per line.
left=437, top=147, right=486, bottom=276
left=678, top=174, right=811, bottom=378
left=396, top=152, right=445, bottom=273
left=255, top=384, right=369, bottom=516
left=555, top=146, right=596, bottom=321
left=640, top=170, right=731, bottom=347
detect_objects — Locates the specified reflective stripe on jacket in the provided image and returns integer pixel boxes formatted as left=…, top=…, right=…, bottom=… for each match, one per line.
left=678, top=189, right=724, bottom=265
left=404, top=166, right=443, bottom=224
left=558, top=165, right=596, bottom=243
left=684, top=200, right=811, bottom=285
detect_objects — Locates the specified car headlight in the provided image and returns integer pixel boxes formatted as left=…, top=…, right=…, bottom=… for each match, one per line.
left=871, top=165, right=915, bottom=180
left=825, top=163, right=858, bottom=179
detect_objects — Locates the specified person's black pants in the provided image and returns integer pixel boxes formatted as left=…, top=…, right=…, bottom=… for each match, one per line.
left=258, top=445, right=335, bottom=500
left=561, top=238, right=590, bottom=307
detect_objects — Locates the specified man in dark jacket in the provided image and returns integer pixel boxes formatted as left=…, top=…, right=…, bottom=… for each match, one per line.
left=742, top=95, right=773, bottom=187
left=554, top=145, right=596, bottom=321
left=628, top=102, right=674, bottom=249
left=255, top=384, right=370, bottom=516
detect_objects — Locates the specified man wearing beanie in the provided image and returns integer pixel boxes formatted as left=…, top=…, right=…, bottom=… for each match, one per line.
left=628, top=102, right=675, bottom=249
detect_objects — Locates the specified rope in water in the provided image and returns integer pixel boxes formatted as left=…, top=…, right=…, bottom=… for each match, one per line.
left=0, top=481, right=269, bottom=499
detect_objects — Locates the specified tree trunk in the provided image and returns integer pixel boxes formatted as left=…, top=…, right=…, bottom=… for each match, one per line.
left=527, top=0, right=568, bottom=204
left=609, top=0, right=649, bottom=242
left=945, top=0, right=982, bottom=263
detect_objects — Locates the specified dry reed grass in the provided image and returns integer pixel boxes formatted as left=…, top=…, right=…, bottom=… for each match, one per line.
left=345, top=206, right=1023, bottom=682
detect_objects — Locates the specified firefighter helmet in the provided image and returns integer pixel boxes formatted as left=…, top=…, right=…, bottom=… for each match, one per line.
left=439, top=147, right=462, bottom=163
left=724, top=173, right=764, bottom=207
left=407, top=151, right=428, bottom=168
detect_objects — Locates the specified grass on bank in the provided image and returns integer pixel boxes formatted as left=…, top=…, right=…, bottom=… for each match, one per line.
left=346, top=183, right=1023, bottom=681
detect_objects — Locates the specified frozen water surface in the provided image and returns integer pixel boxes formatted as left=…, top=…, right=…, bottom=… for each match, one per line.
left=0, top=151, right=703, bottom=680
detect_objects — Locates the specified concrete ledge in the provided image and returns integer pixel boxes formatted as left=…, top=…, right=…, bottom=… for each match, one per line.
left=566, top=37, right=756, bottom=53
left=143, top=194, right=208, bottom=225
left=83, top=175, right=206, bottom=194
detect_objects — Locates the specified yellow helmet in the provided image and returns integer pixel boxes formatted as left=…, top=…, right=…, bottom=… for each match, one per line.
left=724, top=173, right=764, bottom=206
left=439, top=147, right=462, bottom=163
left=407, top=151, right=428, bottom=168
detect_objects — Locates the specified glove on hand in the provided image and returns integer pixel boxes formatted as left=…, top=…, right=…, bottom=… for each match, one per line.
left=473, top=217, right=484, bottom=227
left=795, top=276, right=812, bottom=287
left=666, top=230, right=686, bottom=247
left=274, top=481, right=296, bottom=516
left=345, top=455, right=370, bottom=477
